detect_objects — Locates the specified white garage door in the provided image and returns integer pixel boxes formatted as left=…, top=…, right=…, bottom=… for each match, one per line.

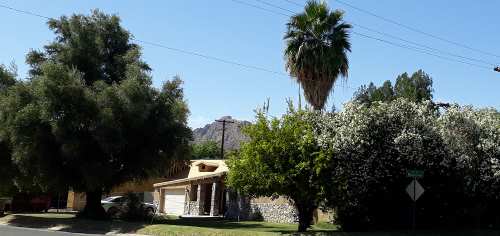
left=164, top=189, right=185, bottom=215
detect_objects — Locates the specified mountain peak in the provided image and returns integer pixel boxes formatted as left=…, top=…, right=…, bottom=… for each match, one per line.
left=193, top=117, right=250, bottom=151
left=218, top=116, right=233, bottom=120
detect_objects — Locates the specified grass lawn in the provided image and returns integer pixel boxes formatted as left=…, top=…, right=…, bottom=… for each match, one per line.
left=2, top=213, right=500, bottom=236
left=138, top=218, right=336, bottom=236
left=0, top=212, right=334, bottom=235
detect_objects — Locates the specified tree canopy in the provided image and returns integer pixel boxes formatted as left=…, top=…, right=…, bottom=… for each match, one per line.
left=227, top=105, right=322, bottom=232
left=191, top=141, right=220, bottom=160
left=315, top=99, right=499, bottom=230
left=229, top=98, right=499, bottom=231
left=284, top=0, right=351, bottom=110
left=353, top=70, right=433, bottom=105
left=0, top=65, right=18, bottom=197
left=0, top=10, right=191, bottom=218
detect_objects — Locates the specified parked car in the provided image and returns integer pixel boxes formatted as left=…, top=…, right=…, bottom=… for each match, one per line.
left=101, top=195, right=155, bottom=218
left=0, top=197, right=12, bottom=215
left=11, top=194, right=51, bottom=212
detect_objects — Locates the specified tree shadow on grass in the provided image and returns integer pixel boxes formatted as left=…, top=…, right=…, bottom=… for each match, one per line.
left=147, top=218, right=500, bottom=236
left=152, top=218, right=335, bottom=234
left=4, top=213, right=145, bottom=234
left=286, top=230, right=500, bottom=236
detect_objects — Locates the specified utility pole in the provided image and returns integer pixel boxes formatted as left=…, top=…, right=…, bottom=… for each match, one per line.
left=215, top=119, right=235, bottom=159
left=495, top=66, right=500, bottom=72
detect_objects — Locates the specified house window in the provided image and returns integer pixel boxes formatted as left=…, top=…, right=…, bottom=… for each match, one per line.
left=190, top=185, right=198, bottom=201
left=199, top=164, right=217, bottom=172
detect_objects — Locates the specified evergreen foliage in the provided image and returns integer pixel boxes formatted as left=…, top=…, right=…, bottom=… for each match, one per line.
left=192, top=141, right=220, bottom=160
left=0, top=11, right=191, bottom=219
left=354, top=70, right=433, bottom=106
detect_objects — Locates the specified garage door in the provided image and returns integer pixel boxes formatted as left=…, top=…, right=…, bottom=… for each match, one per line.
left=164, top=189, right=185, bottom=215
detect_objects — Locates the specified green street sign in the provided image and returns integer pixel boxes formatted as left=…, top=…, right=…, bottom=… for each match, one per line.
left=407, top=170, right=424, bottom=178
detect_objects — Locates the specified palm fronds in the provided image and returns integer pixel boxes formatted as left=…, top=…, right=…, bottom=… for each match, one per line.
left=284, top=0, right=351, bottom=110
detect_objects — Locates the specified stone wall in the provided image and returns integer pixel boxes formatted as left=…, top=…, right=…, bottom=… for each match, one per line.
left=249, top=202, right=298, bottom=224
left=224, top=191, right=297, bottom=224
left=184, top=201, right=199, bottom=215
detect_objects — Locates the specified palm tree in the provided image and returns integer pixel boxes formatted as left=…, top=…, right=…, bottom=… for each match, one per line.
left=284, top=0, right=351, bottom=110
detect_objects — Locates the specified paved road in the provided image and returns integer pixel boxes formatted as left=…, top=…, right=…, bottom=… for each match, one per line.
left=0, top=225, right=103, bottom=236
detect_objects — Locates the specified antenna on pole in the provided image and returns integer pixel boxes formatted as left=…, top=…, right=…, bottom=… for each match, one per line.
left=216, top=118, right=235, bottom=159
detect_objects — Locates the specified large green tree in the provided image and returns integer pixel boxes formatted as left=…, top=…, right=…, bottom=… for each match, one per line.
left=191, top=141, right=220, bottom=160
left=284, top=0, right=351, bottom=110
left=0, top=11, right=191, bottom=219
left=227, top=105, right=322, bottom=232
left=0, top=65, right=18, bottom=197
left=354, top=70, right=433, bottom=106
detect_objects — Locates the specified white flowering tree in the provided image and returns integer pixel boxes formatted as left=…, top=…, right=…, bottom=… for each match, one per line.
left=315, top=99, right=460, bottom=230
left=438, top=106, right=500, bottom=225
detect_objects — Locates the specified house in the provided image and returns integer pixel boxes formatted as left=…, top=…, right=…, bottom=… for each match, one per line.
left=66, top=178, right=168, bottom=211
left=67, top=162, right=190, bottom=211
left=153, top=160, right=300, bottom=224
left=153, top=160, right=228, bottom=217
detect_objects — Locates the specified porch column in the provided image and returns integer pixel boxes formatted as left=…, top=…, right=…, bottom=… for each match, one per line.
left=159, top=189, right=165, bottom=213
left=210, top=181, right=219, bottom=216
left=197, top=183, right=203, bottom=214
left=184, top=187, right=189, bottom=215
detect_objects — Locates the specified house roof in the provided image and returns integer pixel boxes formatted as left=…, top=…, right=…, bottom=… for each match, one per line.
left=153, top=160, right=228, bottom=188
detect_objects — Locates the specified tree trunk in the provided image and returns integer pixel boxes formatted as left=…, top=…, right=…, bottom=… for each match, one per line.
left=80, top=189, right=107, bottom=220
left=296, top=201, right=316, bottom=232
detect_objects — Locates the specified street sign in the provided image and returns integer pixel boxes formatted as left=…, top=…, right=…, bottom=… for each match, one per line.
left=406, top=179, right=424, bottom=201
left=407, top=170, right=424, bottom=178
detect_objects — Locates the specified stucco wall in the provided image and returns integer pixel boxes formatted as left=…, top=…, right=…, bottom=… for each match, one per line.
left=67, top=191, right=86, bottom=211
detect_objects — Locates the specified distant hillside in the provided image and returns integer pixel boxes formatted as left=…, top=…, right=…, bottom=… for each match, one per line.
left=192, top=116, right=251, bottom=151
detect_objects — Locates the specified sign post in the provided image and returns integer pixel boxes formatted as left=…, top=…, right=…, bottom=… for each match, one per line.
left=406, top=170, right=424, bottom=232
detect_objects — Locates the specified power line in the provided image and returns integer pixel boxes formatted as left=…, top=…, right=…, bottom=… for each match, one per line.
left=283, top=0, right=494, bottom=65
left=5, top=0, right=493, bottom=69
left=283, top=0, right=302, bottom=7
left=135, top=40, right=361, bottom=89
left=0, top=4, right=282, bottom=76
left=330, top=0, right=500, bottom=59
left=135, top=39, right=286, bottom=76
left=230, top=0, right=290, bottom=17
left=0, top=3, right=51, bottom=20
left=351, top=32, right=491, bottom=70
left=283, top=0, right=497, bottom=66
left=351, top=23, right=497, bottom=67
left=235, top=0, right=494, bottom=71
left=0, top=2, right=358, bottom=90
left=254, top=0, right=296, bottom=14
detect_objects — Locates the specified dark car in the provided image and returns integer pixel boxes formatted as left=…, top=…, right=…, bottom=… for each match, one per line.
left=11, top=194, right=51, bottom=212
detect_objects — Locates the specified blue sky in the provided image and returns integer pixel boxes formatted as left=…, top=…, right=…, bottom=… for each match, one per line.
left=1, top=0, right=499, bottom=128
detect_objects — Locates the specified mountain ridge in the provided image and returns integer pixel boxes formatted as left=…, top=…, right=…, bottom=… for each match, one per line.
left=192, top=116, right=251, bottom=151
